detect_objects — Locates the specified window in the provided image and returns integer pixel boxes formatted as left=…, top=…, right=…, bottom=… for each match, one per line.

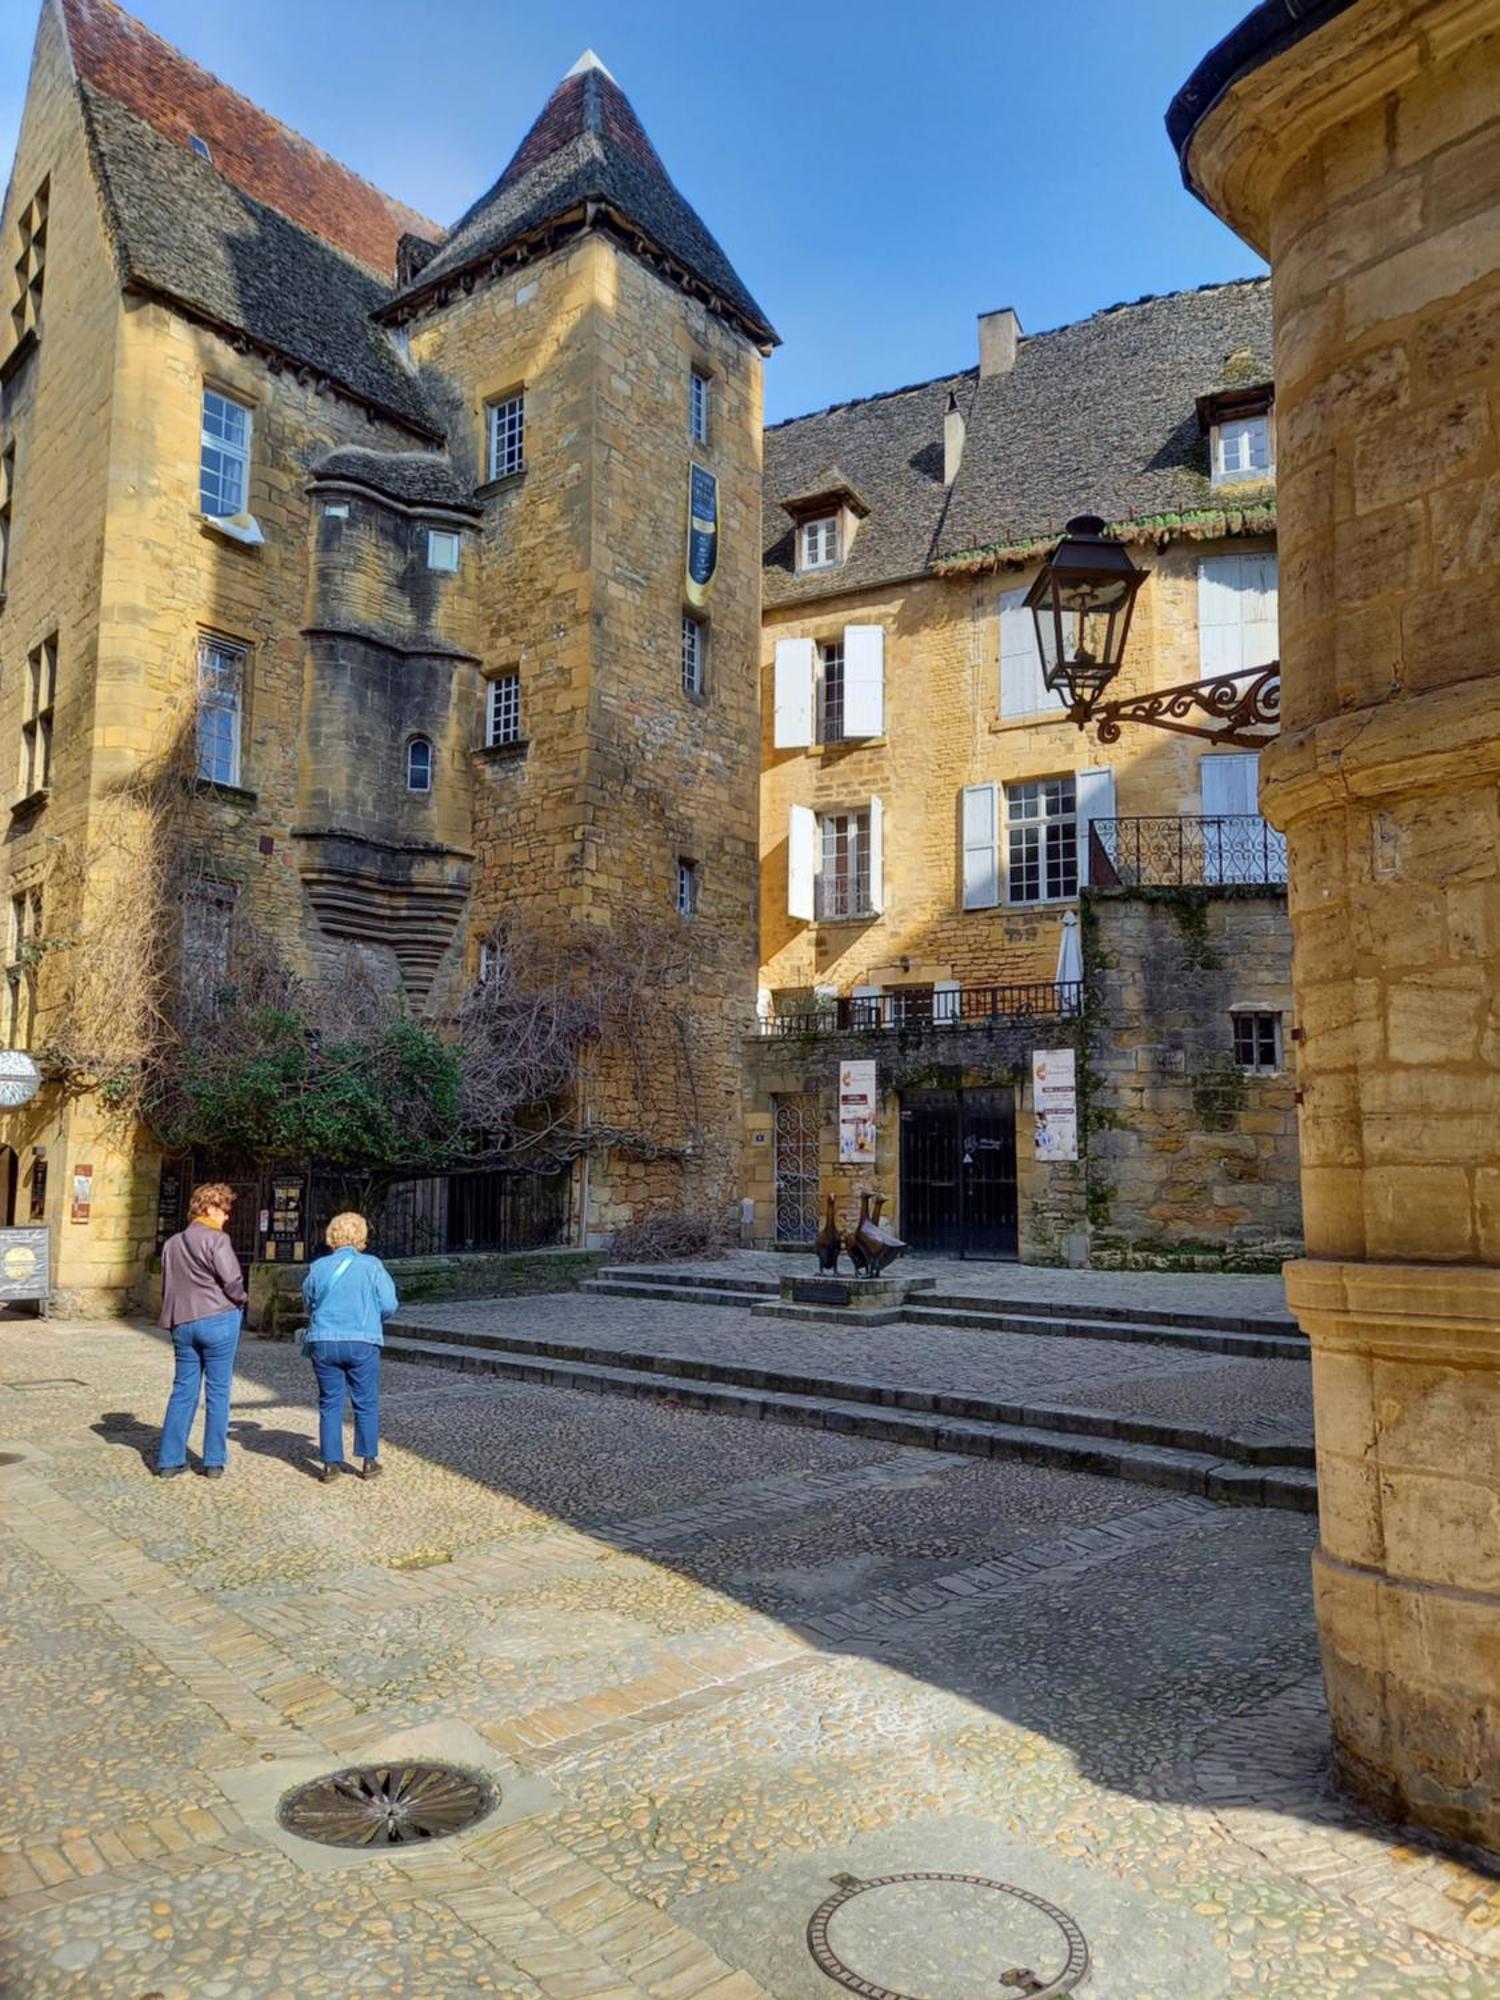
left=200, top=388, right=252, bottom=518
left=7, top=887, right=41, bottom=1050
left=816, top=640, right=844, bottom=744
left=427, top=529, right=460, bottom=573
left=485, top=674, right=521, bottom=747
left=187, top=133, right=213, bottom=162
left=19, top=634, right=55, bottom=798
left=1212, top=413, right=1273, bottom=485
left=181, top=879, right=237, bottom=1020
left=676, top=858, right=699, bottom=917
left=1198, top=553, right=1279, bottom=676
left=195, top=636, right=245, bottom=787
left=486, top=392, right=526, bottom=480
left=682, top=614, right=706, bottom=696
left=1005, top=776, right=1077, bottom=904
left=477, top=940, right=494, bottom=984
left=690, top=369, right=711, bottom=445
left=1233, top=1010, right=1282, bottom=1073
left=817, top=810, right=871, bottom=920
left=11, top=179, right=47, bottom=343
left=0, top=442, right=13, bottom=597
left=406, top=736, right=433, bottom=792
left=800, top=515, right=840, bottom=571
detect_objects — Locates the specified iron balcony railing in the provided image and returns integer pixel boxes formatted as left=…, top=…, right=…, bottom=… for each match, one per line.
left=760, top=980, right=1081, bottom=1037
left=1089, top=815, right=1288, bottom=889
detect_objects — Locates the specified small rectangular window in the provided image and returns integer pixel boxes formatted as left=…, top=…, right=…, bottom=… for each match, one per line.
left=816, top=809, right=871, bottom=920
left=676, top=858, right=699, bottom=918
left=690, top=369, right=711, bottom=445
left=426, top=529, right=460, bottom=572
left=406, top=736, right=433, bottom=792
left=181, top=879, right=237, bottom=1021
left=0, top=441, right=13, bottom=595
left=200, top=388, right=252, bottom=518
left=681, top=614, right=706, bottom=696
left=187, top=133, right=213, bottom=162
left=1233, top=1010, right=1282, bottom=1073
left=196, top=634, right=245, bottom=787
left=1005, top=775, right=1077, bottom=904
left=816, top=639, right=845, bottom=744
left=19, top=633, right=55, bottom=798
left=800, top=515, right=840, bottom=571
left=487, top=392, right=526, bottom=480
left=1212, top=413, right=1273, bottom=484
left=485, top=674, right=521, bottom=747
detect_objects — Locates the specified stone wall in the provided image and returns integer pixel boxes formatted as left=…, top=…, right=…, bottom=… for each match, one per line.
left=246, top=1246, right=605, bottom=1334
left=1081, top=888, right=1302, bottom=1268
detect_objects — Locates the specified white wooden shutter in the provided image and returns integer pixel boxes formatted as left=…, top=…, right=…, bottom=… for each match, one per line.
left=1242, top=552, right=1279, bottom=667
left=842, top=624, right=885, bottom=737
left=867, top=795, right=885, bottom=914
left=1198, top=554, right=1280, bottom=675
left=933, top=979, right=961, bottom=1026
left=773, top=638, right=815, bottom=748
left=999, top=587, right=1065, bottom=719
left=961, top=782, right=999, bottom=908
left=1200, top=752, right=1260, bottom=818
left=1075, top=766, right=1116, bottom=887
left=788, top=803, right=816, bottom=920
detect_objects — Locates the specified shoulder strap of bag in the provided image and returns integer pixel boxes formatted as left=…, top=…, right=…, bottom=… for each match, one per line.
left=323, top=1253, right=357, bottom=1296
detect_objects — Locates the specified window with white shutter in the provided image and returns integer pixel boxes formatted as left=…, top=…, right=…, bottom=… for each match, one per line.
left=773, top=638, right=815, bottom=748
left=999, top=587, right=1067, bottom=719
left=842, top=625, right=885, bottom=738
left=787, top=804, right=817, bottom=920
left=1197, top=554, right=1279, bottom=677
left=1075, top=766, right=1116, bottom=888
left=961, top=783, right=999, bottom=909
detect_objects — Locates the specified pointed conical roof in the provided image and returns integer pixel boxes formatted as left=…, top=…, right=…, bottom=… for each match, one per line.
left=389, top=56, right=776, bottom=347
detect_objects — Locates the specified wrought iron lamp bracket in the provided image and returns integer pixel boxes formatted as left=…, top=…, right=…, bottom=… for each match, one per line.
left=1074, top=660, right=1280, bottom=749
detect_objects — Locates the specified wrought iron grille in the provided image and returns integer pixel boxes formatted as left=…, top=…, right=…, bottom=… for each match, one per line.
left=773, top=1093, right=821, bottom=1241
left=760, top=981, right=1080, bottom=1037
left=1088, top=815, right=1287, bottom=889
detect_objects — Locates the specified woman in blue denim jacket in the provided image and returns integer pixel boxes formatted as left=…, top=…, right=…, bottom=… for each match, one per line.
left=302, top=1212, right=399, bottom=1483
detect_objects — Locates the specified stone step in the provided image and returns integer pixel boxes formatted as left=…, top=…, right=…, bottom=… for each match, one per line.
left=582, top=1279, right=780, bottom=1310
left=383, top=1323, right=1315, bottom=1483
left=901, top=1303, right=1307, bottom=1361
left=920, top=1288, right=1300, bottom=1337
left=596, top=1267, right=779, bottom=1296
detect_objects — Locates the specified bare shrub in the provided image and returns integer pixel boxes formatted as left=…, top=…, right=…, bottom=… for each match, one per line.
left=606, top=1208, right=734, bottom=1264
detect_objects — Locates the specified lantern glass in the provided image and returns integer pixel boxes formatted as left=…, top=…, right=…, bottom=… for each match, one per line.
left=1024, top=515, right=1144, bottom=713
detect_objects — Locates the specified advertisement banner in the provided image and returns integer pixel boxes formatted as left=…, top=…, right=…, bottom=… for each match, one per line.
left=838, top=1058, right=877, bottom=1165
left=0, top=1225, right=50, bottom=1302
left=1032, top=1047, right=1079, bottom=1162
left=685, top=463, right=719, bottom=606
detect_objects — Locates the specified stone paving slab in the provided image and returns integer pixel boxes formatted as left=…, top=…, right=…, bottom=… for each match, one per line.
left=0, top=1313, right=1495, bottom=1999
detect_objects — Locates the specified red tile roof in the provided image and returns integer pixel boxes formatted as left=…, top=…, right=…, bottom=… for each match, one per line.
left=58, top=0, right=438, bottom=278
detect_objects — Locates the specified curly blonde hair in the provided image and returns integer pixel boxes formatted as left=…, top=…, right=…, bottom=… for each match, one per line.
left=325, top=1212, right=369, bottom=1251
left=188, top=1181, right=237, bottom=1221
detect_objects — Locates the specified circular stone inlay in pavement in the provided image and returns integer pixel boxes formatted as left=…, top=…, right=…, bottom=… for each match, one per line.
left=807, top=1872, right=1089, bottom=1999
left=277, top=1762, right=493, bottom=1848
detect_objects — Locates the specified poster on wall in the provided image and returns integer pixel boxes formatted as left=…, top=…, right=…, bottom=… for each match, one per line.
left=685, top=463, right=719, bottom=606
left=838, top=1059, right=878, bottom=1165
left=1032, top=1048, right=1079, bottom=1162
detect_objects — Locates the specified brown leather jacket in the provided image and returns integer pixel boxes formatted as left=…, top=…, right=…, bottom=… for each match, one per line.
left=159, top=1222, right=247, bottom=1329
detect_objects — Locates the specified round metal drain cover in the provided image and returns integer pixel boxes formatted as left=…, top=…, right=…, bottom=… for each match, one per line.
left=278, top=1762, right=493, bottom=1848
left=807, top=1872, right=1089, bottom=1999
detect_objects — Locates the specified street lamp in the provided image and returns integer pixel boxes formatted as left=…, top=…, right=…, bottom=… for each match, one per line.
left=1025, top=511, right=1281, bottom=748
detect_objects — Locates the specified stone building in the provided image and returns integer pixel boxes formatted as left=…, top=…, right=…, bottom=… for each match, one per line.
left=743, top=285, right=1300, bottom=1266
left=0, top=0, right=773, bottom=1308
left=1174, top=0, right=1500, bottom=1856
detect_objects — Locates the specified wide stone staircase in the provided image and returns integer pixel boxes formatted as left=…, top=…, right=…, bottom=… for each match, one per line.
left=385, top=1265, right=1316, bottom=1514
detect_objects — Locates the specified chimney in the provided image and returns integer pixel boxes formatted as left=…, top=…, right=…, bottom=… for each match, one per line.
left=943, top=390, right=966, bottom=485
left=978, top=306, right=1021, bottom=379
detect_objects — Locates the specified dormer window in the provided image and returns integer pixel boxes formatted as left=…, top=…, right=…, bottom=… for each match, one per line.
left=187, top=133, right=213, bottom=162
left=1213, top=412, right=1273, bottom=484
left=801, top=516, right=840, bottom=571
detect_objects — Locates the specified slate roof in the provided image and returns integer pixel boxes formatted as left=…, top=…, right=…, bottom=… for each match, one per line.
left=764, top=279, right=1273, bottom=606
left=389, top=56, right=776, bottom=348
left=79, top=84, right=441, bottom=438
left=60, top=0, right=438, bottom=279
left=310, top=447, right=478, bottom=512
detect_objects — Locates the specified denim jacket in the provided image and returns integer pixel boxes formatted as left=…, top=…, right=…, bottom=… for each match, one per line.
left=301, top=1249, right=399, bottom=1347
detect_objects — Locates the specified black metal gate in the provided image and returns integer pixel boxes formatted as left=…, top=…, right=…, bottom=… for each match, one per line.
left=773, top=1093, right=821, bottom=1243
left=899, top=1087, right=1018, bottom=1260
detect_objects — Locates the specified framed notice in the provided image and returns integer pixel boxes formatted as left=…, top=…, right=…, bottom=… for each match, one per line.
left=1032, top=1048, right=1079, bottom=1162
left=838, top=1058, right=877, bottom=1165
left=0, top=1226, right=50, bottom=1303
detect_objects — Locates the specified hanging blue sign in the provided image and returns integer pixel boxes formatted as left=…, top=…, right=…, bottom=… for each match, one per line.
left=686, top=463, right=718, bottom=606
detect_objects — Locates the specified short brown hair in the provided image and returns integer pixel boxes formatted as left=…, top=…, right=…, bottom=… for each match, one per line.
left=188, top=1181, right=236, bottom=1221
left=325, top=1211, right=369, bottom=1251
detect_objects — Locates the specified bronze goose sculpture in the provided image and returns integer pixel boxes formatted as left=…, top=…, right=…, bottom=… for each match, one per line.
left=844, top=1192, right=873, bottom=1276
left=856, top=1193, right=907, bottom=1275
left=814, top=1195, right=843, bottom=1273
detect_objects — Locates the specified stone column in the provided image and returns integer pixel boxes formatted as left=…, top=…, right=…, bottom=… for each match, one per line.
left=1176, top=0, right=1500, bottom=1853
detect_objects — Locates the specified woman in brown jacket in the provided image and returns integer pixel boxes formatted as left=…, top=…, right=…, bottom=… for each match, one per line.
left=155, top=1182, right=248, bottom=1479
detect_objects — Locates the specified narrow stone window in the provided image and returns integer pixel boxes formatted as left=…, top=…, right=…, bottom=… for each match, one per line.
left=486, top=392, right=526, bottom=480
left=816, top=639, right=845, bottom=743
left=676, top=858, right=699, bottom=918
left=690, top=369, right=711, bottom=445
left=406, top=736, right=433, bottom=792
left=426, top=529, right=460, bottom=572
left=485, top=674, right=521, bottom=747
left=1233, top=1010, right=1282, bottom=1073
left=200, top=388, right=252, bottom=518
left=181, top=879, right=238, bottom=1021
left=19, top=633, right=55, bottom=799
left=1004, top=775, right=1077, bottom=904
left=11, top=178, right=47, bottom=343
left=196, top=634, right=246, bottom=787
left=0, top=442, right=13, bottom=597
left=681, top=614, right=706, bottom=696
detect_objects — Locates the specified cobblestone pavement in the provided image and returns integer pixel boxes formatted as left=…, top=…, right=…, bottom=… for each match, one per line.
left=3, top=1311, right=1497, bottom=1999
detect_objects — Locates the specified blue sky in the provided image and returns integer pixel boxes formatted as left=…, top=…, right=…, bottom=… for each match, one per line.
left=0, top=0, right=1262, bottom=423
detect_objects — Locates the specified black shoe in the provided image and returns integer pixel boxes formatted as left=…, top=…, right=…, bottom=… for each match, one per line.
left=360, top=1458, right=383, bottom=1482
left=155, top=1464, right=186, bottom=1479
left=320, top=1462, right=346, bottom=1484
left=201, top=1465, right=224, bottom=1480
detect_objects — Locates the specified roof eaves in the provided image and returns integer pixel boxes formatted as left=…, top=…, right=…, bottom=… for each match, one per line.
left=934, top=499, right=1278, bottom=575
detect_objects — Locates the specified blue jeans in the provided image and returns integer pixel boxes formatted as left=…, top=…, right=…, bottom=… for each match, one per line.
left=309, top=1341, right=380, bottom=1465
left=158, top=1310, right=242, bottom=1469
